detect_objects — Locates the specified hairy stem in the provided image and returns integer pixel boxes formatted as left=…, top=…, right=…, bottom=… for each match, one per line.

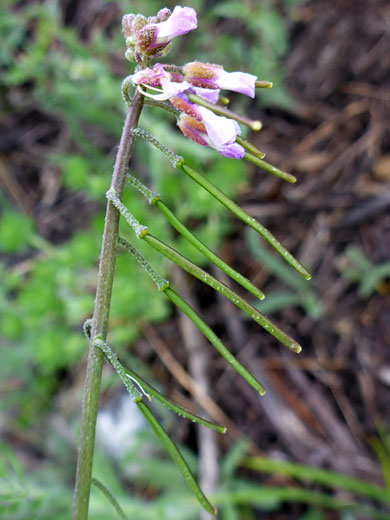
left=72, top=89, right=144, bottom=519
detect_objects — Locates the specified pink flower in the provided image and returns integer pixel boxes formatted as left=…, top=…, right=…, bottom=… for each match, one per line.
left=132, top=65, right=220, bottom=105
left=183, top=62, right=257, bottom=98
left=132, top=64, right=192, bottom=101
left=136, top=7, right=197, bottom=56
left=178, top=109, right=245, bottom=159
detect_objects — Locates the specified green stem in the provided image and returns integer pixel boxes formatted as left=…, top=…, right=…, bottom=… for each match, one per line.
left=122, top=366, right=226, bottom=433
left=179, top=162, right=311, bottom=280
left=132, top=129, right=309, bottom=280
left=93, top=337, right=142, bottom=402
left=136, top=400, right=217, bottom=515
left=187, top=93, right=262, bottom=131
left=244, top=152, right=296, bottom=183
left=109, top=190, right=299, bottom=352
left=126, top=174, right=265, bottom=301
left=91, top=478, right=128, bottom=520
left=119, top=238, right=266, bottom=395
left=72, top=90, right=144, bottom=520
left=236, top=136, right=265, bottom=159
left=143, top=234, right=300, bottom=353
left=155, top=200, right=265, bottom=300
left=165, top=288, right=266, bottom=394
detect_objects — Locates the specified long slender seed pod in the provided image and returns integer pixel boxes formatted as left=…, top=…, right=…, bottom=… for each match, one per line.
left=136, top=400, right=217, bottom=515
left=119, top=237, right=266, bottom=394
left=165, top=288, right=266, bottom=394
left=244, top=152, right=296, bottom=183
left=110, top=191, right=300, bottom=351
left=93, top=328, right=220, bottom=513
left=179, top=162, right=311, bottom=280
left=143, top=234, right=301, bottom=353
left=126, top=174, right=265, bottom=301
left=130, top=132, right=310, bottom=279
left=123, top=366, right=226, bottom=433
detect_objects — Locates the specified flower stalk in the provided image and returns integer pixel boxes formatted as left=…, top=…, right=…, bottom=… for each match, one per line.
left=72, top=90, right=144, bottom=520
left=187, top=92, right=262, bottom=131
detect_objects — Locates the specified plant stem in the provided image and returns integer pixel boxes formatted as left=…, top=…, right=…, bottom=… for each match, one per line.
left=187, top=93, right=262, bottom=131
left=244, top=152, right=297, bottom=183
left=72, top=89, right=144, bottom=519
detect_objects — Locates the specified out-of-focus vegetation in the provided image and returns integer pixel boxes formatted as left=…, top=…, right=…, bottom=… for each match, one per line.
left=1, top=0, right=389, bottom=519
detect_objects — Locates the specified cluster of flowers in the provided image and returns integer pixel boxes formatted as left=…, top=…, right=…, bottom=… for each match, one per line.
left=123, top=6, right=258, bottom=160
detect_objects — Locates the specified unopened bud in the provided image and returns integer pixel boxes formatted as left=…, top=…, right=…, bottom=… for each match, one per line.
left=136, top=25, right=158, bottom=55
left=132, top=14, right=148, bottom=35
left=157, top=8, right=171, bottom=22
left=122, top=14, right=135, bottom=38
left=125, top=48, right=135, bottom=62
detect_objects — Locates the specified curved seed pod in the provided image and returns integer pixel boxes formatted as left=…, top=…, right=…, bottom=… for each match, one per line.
left=137, top=401, right=217, bottom=515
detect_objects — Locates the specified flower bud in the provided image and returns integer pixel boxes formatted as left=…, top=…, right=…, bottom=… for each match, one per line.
left=125, top=47, right=135, bottom=62
left=122, top=14, right=135, bottom=38
left=147, top=16, right=159, bottom=24
left=132, top=14, right=148, bottom=35
left=157, top=8, right=172, bottom=22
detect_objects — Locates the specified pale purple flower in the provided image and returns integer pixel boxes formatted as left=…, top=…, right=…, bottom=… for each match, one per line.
left=183, top=62, right=257, bottom=98
left=178, top=109, right=245, bottom=159
left=153, top=6, right=197, bottom=43
left=136, top=6, right=197, bottom=56
left=132, top=64, right=192, bottom=101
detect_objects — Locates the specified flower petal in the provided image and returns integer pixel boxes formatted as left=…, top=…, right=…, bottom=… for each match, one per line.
left=192, top=86, right=220, bottom=104
left=155, top=6, right=197, bottom=44
left=198, top=106, right=241, bottom=148
left=215, top=70, right=257, bottom=98
left=216, top=142, right=245, bottom=159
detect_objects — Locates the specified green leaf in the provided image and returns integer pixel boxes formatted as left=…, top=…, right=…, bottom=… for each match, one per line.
left=0, top=211, right=35, bottom=253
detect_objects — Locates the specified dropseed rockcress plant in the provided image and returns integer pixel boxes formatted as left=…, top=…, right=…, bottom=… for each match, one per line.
left=73, top=6, right=311, bottom=519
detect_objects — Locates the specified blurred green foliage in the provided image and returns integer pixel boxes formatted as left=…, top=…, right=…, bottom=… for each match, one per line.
left=338, top=245, right=390, bottom=298
left=1, top=434, right=387, bottom=519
